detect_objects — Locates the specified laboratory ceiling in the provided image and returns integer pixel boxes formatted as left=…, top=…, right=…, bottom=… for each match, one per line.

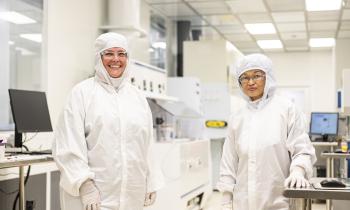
left=146, top=0, right=350, bottom=53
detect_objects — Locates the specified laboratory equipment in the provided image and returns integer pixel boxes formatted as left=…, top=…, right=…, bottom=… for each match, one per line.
left=8, top=89, right=52, bottom=148
left=310, top=112, right=339, bottom=141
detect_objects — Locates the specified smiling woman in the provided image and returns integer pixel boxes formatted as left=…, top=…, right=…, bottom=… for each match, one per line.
left=0, top=0, right=43, bottom=130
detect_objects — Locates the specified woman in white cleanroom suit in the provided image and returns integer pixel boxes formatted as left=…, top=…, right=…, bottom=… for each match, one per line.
left=217, top=54, right=316, bottom=210
left=53, top=32, right=163, bottom=210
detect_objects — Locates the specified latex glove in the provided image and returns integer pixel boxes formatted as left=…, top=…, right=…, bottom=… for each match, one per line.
left=221, top=192, right=233, bottom=210
left=79, top=179, right=101, bottom=210
left=284, top=166, right=310, bottom=188
left=144, top=192, right=157, bottom=206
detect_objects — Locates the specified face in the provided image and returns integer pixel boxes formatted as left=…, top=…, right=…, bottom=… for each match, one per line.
left=239, top=69, right=266, bottom=101
left=101, top=47, right=128, bottom=78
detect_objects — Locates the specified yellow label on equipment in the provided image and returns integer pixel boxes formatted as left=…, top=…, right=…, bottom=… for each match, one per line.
left=205, top=120, right=227, bottom=128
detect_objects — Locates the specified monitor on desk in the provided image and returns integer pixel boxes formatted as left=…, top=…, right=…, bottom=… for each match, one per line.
left=310, top=112, right=339, bottom=141
left=8, top=89, right=53, bottom=148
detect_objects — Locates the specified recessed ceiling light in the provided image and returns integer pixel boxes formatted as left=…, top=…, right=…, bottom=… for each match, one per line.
left=306, top=0, right=342, bottom=11
left=244, top=23, right=276, bottom=35
left=8, top=41, right=14, bottom=45
left=257, top=40, right=283, bottom=49
left=309, top=38, right=335, bottom=47
left=0, top=11, right=36, bottom=24
left=20, top=34, right=42, bottom=43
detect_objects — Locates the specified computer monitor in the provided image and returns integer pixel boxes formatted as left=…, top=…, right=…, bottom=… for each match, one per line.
left=310, top=112, right=339, bottom=141
left=8, top=89, right=53, bottom=148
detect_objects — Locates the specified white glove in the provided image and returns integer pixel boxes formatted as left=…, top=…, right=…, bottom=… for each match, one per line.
left=144, top=192, right=157, bottom=206
left=284, top=166, right=310, bottom=188
left=221, top=192, right=233, bottom=210
left=79, top=179, right=101, bottom=210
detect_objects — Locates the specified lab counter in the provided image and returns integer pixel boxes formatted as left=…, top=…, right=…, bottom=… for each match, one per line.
left=283, top=178, right=350, bottom=210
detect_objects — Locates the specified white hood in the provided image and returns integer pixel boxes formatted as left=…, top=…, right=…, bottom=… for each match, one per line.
left=235, top=53, right=277, bottom=109
left=94, top=32, right=130, bottom=90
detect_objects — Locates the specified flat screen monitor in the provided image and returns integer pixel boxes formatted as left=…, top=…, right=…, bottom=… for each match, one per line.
left=8, top=89, right=52, bottom=147
left=310, top=112, right=339, bottom=140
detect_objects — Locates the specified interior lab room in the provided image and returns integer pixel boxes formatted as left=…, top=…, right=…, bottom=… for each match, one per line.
left=1, top=0, right=350, bottom=210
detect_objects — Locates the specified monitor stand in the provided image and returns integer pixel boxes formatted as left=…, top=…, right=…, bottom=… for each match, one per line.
left=314, top=134, right=329, bottom=142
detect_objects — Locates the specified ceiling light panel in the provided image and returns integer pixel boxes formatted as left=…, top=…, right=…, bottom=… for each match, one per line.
left=308, top=21, right=338, bottom=31
left=276, top=22, right=306, bottom=32
left=0, top=11, right=36, bottom=24
left=245, top=23, right=276, bottom=34
left=265, top=0, right=305, bottom=12
left=226, top=0, right=267, bottom=13
left=20, top=33, right=42, bottom=43
left=280, top=32, right=307, bottom=40
left=271, top=12, right=305, bottom=23
left=307, top=11, right=340, bottom=21
left=253, top=34, right=279, bottom=40
left=309, top=38, right=335, bottom=47
left=151, top=3, right=195, bottom=17
left=342, top=9, right=350, bottom=20
left=238, top=13, right=272, bottom=24
left=306, top=0, right=342, bottom=11
left=257, top=40, right=283, bottom=49
left=203, top=14, right=240, bottom=25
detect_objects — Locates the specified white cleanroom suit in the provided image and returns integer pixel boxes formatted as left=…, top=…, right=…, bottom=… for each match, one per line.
left=53, top=32, right=163, bottom=210
left=216, top=54, right=316, bottom=210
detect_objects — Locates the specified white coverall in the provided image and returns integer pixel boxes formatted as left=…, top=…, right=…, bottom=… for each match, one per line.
left=217, top=54, right=316, bottom=210
left=53, top=33, right=162, bottom=210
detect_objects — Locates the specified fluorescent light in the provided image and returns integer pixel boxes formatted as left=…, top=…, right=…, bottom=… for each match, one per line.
left=0, top=11, right=36, bottom=24
left=257, top=40, right=283, bottom=49
left=244, top=23, right=276, bottom=34
left=309, top=38, right=335, bottom=47
left=8, top=41, right=14, bottom=45
left=306, top=0, right=342, bottom=11
left=20, top=33, right=42, bottom=43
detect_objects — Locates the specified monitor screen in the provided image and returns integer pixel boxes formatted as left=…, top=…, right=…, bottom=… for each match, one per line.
left=9, top=89, right=52, bottom=147
left=310, top=112, right=338, bottom=136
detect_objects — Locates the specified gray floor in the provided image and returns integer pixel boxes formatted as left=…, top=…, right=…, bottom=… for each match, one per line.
left=203, top=191, right=326, bottom=210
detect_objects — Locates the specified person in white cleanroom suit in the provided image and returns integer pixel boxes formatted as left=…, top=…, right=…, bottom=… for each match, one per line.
left=217, top=53, right=316, bottom=210
left=53, top=32, right=163, bottom=210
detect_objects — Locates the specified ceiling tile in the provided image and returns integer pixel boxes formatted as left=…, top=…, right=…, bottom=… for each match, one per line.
left=338, top=30, right=350, bottom=38
left=345, top=0, right=350, bottom=9
left=203, top=14, right=240, bottom=25
left=280, top=32, right=307, bottom=40
left=283, top=39, right=308, bottom=47
left=265, top=0, right=305, bottom=12
left=238, top=13, right=272, bottom=23
left=308, top=21, right=338, bottom=31
left=307, top=11, right=340, bottom=21
left=146, top=0, right=181, bottom=3
left=240, top=48, right=262, bottom=54
left=192, top=7, right=230, bottom=15
left=225, top=33, right=253, bottom=42
left=340, top=21, right=350, bottom=30
left=233, top=41, right=259, bottom=48
left=309, top=31, right=336, bottom=38
left=271, top=12, right=305, bottom=23
left=285, top=46, right=309, bottom=51
left=151, top=3, right=195, bottom=16
left=226, top=0, right=267, bottom=13
left=276, top=22, right=306, bottom=32
left=189, top=1, right=230, bottom=15
left=253, top=34, right=279, bottom=40
left=216, top=24, right=246, bottom=34
left=342, top=9, right=350, bottom=20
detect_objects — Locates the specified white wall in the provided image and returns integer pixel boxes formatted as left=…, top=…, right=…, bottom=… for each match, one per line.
left=266, top=51, right=336, bottom=113
left=334, top=39, right=350, bottom=90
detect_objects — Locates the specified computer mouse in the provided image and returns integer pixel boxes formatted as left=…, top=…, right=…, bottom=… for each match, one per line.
left=320, top=179, right=346, bottom=188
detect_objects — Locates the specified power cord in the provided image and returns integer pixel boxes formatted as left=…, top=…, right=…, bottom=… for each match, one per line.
left=12, top=145, right=31, bottom=210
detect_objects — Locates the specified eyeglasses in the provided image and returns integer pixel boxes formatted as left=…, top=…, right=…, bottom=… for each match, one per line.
left=239, top=74, right=265, bottom=84
left=101, top=51, right=128, bottom=59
